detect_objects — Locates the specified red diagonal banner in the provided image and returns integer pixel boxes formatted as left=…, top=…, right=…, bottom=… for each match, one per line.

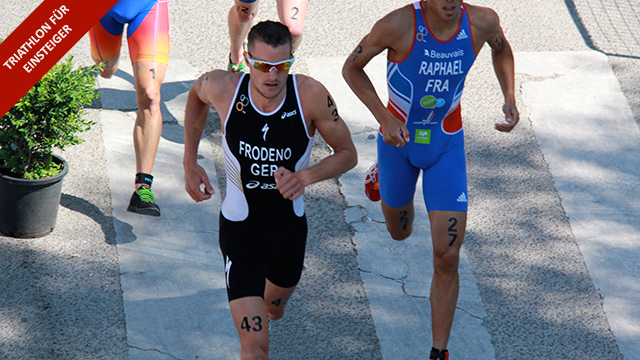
left=0, top=0, right=119, bottom=117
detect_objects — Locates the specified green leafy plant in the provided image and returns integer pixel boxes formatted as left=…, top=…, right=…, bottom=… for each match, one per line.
left=0, top=55, right=101, bottom=179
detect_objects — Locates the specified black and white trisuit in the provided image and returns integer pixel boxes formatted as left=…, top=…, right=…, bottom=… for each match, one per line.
left=220, top=73, right=313, bottom=301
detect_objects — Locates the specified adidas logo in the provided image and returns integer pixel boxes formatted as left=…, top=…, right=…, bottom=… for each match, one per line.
left=456, top=192, right=467, bottom=202
left=456, top=29, right=468, bottom=41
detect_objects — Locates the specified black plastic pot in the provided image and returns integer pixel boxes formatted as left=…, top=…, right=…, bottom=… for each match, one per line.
left=0, top=155, right=68, bottom=238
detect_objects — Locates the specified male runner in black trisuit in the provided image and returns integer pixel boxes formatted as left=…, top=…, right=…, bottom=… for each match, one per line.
left=184, top=21, right=356, bottom=360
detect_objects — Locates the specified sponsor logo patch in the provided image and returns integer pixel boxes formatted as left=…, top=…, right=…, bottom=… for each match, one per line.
left=420, top=95, right=445, bottom=109
left=415, top=129, right=432, bottom=144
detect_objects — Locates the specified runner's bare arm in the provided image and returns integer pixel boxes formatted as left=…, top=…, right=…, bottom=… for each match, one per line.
left=470, top=5, right=519, bottom=132
left=342, top=6, right=413, bottom=147
left=490, top=18, right=519, bottom=132
left=183, top=71, right=234, bottom=202
left=275, top=76, right=357, bottom=200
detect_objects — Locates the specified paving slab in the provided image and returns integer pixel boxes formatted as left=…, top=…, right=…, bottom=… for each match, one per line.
left=98, top=58, right=240, bottom=359
left=518, top=50, right=640, bottom=360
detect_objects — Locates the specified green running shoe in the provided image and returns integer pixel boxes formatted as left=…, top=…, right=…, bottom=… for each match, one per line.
left=227, top=53, right=246, bottom=73
left=127, top=185, right=161, bottom=217
left=228, top=41, right=248, bottom=73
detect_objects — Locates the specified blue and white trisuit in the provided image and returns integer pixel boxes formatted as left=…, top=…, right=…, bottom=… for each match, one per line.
left=378, top=1, right=477, bottom=211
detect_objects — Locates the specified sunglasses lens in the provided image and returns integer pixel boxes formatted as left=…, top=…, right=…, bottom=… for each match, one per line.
left=280, top=62, right=292, bottom=71
left=252, top=62, right=270, bottom=72
left=249, top=58, right=294, bottom=73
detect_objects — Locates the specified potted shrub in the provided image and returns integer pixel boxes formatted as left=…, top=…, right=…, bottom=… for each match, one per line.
left=0, top=52, right=100, bottom=238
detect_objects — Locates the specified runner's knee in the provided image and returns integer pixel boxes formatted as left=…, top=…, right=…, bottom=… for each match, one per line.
left=386, top=223, right=412, bottom=241
left=266, top=307, right=285, bottom=321
left=286, top=23, right=303, bottom=39
left=433, top=247, right=460, bottom=275
left=234, top=3, right=257, bottom=24
left=99, top=67, right=117, bottom=79
left=92, top=57, right=118, bottom=78
left=136, top=83, right=161, bottom=111
left=266, top=297, right=289, bottom=321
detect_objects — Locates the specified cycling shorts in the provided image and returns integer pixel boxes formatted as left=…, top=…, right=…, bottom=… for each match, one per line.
left=89, top=0, right=169, bottom=64
left=219, top=213, right=307, bottom=302
left=377, top=131, right=468, bottom=211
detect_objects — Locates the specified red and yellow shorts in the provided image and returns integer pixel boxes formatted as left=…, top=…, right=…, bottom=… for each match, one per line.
left=89, top=0, right=169, bottom=65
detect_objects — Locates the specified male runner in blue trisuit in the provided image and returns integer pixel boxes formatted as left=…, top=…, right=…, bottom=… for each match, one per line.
left=343, top=1, right=519, bottom=359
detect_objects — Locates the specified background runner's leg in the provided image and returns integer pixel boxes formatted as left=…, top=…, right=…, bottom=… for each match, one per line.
left=229, top=0, right=260, bottom=64
left=89, top=22, right=123, bottom=78
left=276, top=0, right=308, bottom=51
left=131, top=61, right=167, bottom=187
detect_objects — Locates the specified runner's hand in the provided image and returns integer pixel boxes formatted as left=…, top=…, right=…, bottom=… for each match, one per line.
left=380, top=110, right=410, bottom=148
left=495, top=102, right=519, bottom=132
left=274, top=167, right=304, bottom=200
left=184, top=163, right=214, bottom=202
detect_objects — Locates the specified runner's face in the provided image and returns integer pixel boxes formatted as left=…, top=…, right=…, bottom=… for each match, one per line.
left=426, top=0, right=462, bottom=21
left=246, top=41, right=292, bottom=100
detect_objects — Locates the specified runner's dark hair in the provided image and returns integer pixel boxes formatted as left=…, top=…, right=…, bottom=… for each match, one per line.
left=248, top=20, right=293, bottom=53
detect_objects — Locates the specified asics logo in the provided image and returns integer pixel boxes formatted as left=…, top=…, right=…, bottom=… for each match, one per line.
left=281, top=109, right=297, bottom=119
left=246, top=180, right=277, bottom=190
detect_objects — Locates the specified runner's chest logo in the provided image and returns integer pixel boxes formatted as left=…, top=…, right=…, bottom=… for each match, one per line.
left=281, top=109, right=297, bottom=119
left=236, top=94, right=249, bottom=113
left=224, top=255, right=232, bottom=289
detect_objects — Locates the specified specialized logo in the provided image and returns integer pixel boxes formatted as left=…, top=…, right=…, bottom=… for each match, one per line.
left=457, top=192, right=468, bottom=202
left=420, top=95, right=445, bottom=109
left=281, top=109, right=297, bottom=119
left=236, top=94, right=249, bottom=113
left=261, top=123, right=269, bottom=141
left=224, top=255, right=232, bottom=289
left=456, top=29, right=468, bottom=41
left=415, top=129, right=431, bottom=144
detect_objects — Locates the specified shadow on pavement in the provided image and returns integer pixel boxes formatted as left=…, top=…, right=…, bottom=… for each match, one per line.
left=60, top=193, right=136, bottom=245
left=565, top=0, right=640, bottom=59
left=462, top=122, right=626, bottom=359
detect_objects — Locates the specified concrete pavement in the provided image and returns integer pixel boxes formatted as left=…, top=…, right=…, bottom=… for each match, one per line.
left=518, top=50, right=640, bottom=358
left=1, top=0, right=639, bottom=359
